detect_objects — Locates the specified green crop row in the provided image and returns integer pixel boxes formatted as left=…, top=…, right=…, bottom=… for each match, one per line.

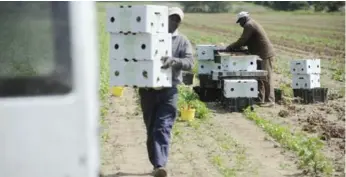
left=243, top=107, right=334, bottom=176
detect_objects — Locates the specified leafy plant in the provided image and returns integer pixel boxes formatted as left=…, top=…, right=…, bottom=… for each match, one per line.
left=332, top=68, right=345, bottom=82
left=279, top=83, right=293, bottom=97
left=178, top=86, right=199, bottom=109
left=189, top=99, right=210, bottom=120
left=177, top=85, right=210, bottom=119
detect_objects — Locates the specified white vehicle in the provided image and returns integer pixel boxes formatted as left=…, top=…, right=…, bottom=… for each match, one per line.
left=0, top=2, right=100, bottom=177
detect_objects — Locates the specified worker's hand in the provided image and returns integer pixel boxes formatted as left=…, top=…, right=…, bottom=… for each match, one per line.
left=161, top=56, right=180, bottom=69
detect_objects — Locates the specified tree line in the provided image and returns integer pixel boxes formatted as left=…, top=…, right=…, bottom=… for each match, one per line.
left=179, top=1, right=345, bottom=13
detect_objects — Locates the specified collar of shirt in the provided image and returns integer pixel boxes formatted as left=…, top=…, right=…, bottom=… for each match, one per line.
left=172, top=29, right=179, bottom=37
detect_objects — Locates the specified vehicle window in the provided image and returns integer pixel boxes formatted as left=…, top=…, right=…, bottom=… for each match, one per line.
left=0, top=2, right=72, bottom=97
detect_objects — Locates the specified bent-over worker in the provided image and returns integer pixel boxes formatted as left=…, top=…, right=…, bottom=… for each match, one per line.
left=138, top=7, right=194, bottom=177
left=226, top=11, right=275, bottom=107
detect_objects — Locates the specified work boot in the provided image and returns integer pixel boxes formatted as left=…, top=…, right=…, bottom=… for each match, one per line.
left=260, top=102, right=275, bottom=107
left=153, top=167, right=167, bottom=177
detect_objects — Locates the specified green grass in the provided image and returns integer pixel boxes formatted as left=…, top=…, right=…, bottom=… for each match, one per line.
left=98, top=7, right=111, bottom=141
left=172, top=116, right=255, bottom=177
left=204, top=119, right=256, bottom=177
left=243, top=107, right=334, bottom=176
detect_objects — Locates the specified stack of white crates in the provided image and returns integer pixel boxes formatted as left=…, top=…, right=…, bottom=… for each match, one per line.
left=290, top=59, right=321, bottom=89
left=195, top=45, right=259, bottom=111
left=107, top=5, right=172, bottom=88
left=211, top=54, right=259, bottom=81
left=214, top=53, right=259, bottom=99
left=196, top=45, right=223, bottom=75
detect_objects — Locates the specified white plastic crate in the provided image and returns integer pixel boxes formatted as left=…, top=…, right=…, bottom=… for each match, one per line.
left=109, top=59, right=172, bottom=87
left=106, top=5, right=168, bottom=33
left=223, top=79, right=258, bottom=98
left=290, top=59, right=321, bottom=74
left=221, top=55, right=258, bottom=71
left=292, top=74, right=320, bottom=89
left=196, top=45, right=218, bottom=60
left=109, top=33, right=172, bottom=61
left=198, top=61, right=222, bottom=74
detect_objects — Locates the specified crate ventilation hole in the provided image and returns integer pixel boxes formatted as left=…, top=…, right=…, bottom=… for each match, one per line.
left=136, top=16, right=141, bottom=22
left=142, top=71, right=148, bottom=78
left=110, top=17, right=115, bottom=23
left=119, top=5, right=132, bottom=8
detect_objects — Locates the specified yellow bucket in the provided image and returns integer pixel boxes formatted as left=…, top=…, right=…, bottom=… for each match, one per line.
left=111, top=86, right=124, bottom=97
left=180, top=108, right=196, bottom=122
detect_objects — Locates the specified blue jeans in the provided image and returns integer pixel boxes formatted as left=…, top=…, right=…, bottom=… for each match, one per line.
left=139, top=87, right=178, bottom=168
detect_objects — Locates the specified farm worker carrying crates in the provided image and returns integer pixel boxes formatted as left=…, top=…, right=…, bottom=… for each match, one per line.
left=225, top=11, right=276, bottom=107
left=138, top=7, right=194, bottom=177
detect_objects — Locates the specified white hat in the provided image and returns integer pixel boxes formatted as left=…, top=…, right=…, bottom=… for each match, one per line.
left=236, top=11, right=249, bottom=23
left=169, top=7, right=184, bottom=21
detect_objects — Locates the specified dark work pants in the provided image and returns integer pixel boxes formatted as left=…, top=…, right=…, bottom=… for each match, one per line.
left=138, top=87, right=178, bottom=168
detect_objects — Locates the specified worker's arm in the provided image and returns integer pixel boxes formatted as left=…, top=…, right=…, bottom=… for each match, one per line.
left=227, top=24, right=253, bottom=50
left=161, top=36, right=194, bottom=71
left=174, top=37, right=194, bottom=71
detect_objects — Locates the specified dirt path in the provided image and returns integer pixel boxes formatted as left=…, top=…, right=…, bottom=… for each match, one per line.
left=100, top=88, right=303, bottom=177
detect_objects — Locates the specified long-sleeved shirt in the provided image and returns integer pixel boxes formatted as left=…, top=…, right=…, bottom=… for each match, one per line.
left=229, top=18, right=275, bottom=60
left=171, top=30, right=194, bottom=86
